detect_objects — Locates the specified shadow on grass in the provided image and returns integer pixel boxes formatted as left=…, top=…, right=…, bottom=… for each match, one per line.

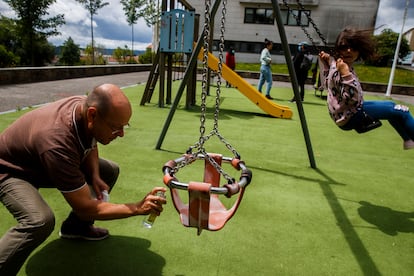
left=357, top=201, right=414, bottom=236
left=252, top=164, right=381, bottom=275
left=25, top=236, right=165, bottom=276
left=315, top=169, right=381, bottom=275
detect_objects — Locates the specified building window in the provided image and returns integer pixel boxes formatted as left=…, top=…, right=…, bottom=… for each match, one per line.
left=244, top=7, right=310, bottom=27
left=244, top=8, right=274, bottom=24
left=280, top=8, right=310, bottom=26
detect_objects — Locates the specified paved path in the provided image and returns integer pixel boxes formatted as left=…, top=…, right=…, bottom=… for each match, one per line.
left=0, top=72, right=149, bottom=114
left=1, top=71, right=413, bottom=114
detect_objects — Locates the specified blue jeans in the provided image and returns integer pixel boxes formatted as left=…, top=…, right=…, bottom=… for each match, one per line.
left=344, top=100, right=414, bottom=140
left=258, top=64, right=272, bottom=96
left=0, top=158, right=119, bottom=275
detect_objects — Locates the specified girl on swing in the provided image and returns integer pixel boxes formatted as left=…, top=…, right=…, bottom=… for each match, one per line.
left=319, top=27, right=414, bottom=150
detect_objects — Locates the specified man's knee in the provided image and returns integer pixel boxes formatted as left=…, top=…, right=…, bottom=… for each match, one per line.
left=28, top=209, right=55, bottom=242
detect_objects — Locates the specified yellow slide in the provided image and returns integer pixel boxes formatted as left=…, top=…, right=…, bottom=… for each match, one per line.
left=198, top=51, right=293, bottom=119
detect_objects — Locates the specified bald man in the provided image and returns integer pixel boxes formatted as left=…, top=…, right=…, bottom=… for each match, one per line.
left=0, top=84, right=166, bottom=275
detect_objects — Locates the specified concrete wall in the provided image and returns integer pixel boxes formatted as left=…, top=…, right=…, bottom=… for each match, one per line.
left=0, top=64, right=152, bottom=85
left=1, top=64, right=413, bottom=95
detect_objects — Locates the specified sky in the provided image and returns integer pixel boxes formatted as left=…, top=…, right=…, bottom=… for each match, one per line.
left=0, top=0, right=153, bottom=50
left=0, top=0, right=413, bottom=50
left=375, top=0, right=414, bottom=34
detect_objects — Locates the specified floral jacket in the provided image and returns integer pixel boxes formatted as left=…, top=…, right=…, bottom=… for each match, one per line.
left=322, top=58, right=364, bottom=126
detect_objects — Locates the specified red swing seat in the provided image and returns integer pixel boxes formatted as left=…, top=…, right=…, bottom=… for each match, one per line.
left=163, top=153, right=252, bottom=235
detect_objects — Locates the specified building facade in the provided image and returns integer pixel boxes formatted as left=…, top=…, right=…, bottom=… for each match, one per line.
left=189, top=0, right=380, bottom=63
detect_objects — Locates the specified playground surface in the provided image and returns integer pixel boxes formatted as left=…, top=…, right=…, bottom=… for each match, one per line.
left=1, top=71, right=414, bottom=113
left=1, top=74, right=414, bottom=276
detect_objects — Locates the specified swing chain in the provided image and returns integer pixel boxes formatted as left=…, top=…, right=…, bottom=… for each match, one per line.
left=281, top=0, right=327, bottom=51
left=199, top=0, right=211, bottom=148
left=295, top=0, right=327, bottom=47
left=179, top=0, right=239, bottom=184
left=213, top=0, right=226, bottom=133
left=212, top=0, right=240, bottom=159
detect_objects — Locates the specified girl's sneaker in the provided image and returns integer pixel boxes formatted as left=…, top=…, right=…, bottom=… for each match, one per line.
left=403, top=139, right=414, bottom=150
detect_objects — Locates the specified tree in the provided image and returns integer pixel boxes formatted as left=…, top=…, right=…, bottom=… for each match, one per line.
left=121, top=0, right=145, bottom=57
left=83, top=42, right=106, bottom=65
left=3, top=0, right=65, bottom=66
left=75, top=0, right=109, bottom=65
left=139, top=0, right=160, bottom=28
left=59, top=37, right=81, bottom=65
left=113, top=45, right=130, bottom=64
left=372, top=29, right=410, bottom=67
left=0, top=44, right=20, bottom=67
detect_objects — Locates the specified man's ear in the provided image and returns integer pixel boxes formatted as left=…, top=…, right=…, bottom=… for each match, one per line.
left=87, top=106, right=98, bottom=123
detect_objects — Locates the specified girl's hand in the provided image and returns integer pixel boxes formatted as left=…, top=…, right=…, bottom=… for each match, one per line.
left=319, top=51, right=330, bottom=65
left=336, top=58, right=351, bottom=77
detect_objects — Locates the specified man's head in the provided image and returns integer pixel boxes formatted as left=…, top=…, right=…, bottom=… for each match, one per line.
left=298, top=42, right=309, bottom=52
left=84, top=84, right=132, bottom=145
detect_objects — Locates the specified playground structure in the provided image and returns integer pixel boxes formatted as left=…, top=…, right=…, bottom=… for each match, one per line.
left=153, top=0, right=254, bottom=234
left=140, top=1, right=293, bottom=119
left=199, top=49, right=292, bottom=119
left=151, top=0, right=317, bottom=169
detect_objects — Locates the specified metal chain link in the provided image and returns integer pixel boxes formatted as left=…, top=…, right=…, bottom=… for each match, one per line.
left=179, top=0, right=238, bottom=184
left=295, top=0, right=327, bottom=47
left=199, top=0, right=211, bottom=149
left=281, top=0, right=327, bottom=52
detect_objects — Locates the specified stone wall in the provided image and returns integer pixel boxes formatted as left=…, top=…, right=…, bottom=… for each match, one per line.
left=1, top=65, right=413, bottom=95
left=0, top=64, right=152, bottom=85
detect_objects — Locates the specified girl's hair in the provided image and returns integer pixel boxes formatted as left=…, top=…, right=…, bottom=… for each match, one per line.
left=264, top=38, right=273, bottom=47
left=335, top=27, right=375, bottom=60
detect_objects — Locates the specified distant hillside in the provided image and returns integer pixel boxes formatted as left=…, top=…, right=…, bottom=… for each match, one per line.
left=54, top=46, right=145, bottom=56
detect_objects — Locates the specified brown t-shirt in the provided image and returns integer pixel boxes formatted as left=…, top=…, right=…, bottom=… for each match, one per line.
left=0, top=96, right=94, bottom=192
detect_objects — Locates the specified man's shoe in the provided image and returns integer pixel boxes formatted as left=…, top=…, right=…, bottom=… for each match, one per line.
left=265, top=95, right=274, bottom=100
left=59, top=224, right=109, bottom=241
left=289, top=99, right=295, bottom=102
left=403, top=139, right=414, bottom=150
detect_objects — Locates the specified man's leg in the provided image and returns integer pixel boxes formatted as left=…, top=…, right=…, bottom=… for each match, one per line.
left=0, top=178, right=55, bottom=275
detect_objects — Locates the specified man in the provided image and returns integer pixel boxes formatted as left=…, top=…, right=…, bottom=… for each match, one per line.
left=0, top=84, right=167, bottom=275
left=291, top=42, right=313, bottom=102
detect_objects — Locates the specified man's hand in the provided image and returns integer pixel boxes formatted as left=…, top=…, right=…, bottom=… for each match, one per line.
left=137, top=187, right=167, bottom=216
left=91, top=177, right=110, bottom=201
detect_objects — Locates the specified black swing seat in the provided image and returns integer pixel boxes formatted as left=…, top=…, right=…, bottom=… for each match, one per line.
left=354, top=112, right=382, bottom=134
left=339, top=110, right=382, bottom=134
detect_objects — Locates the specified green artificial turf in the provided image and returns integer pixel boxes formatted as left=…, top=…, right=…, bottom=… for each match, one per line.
left=1, top=81, right=414, bottom=276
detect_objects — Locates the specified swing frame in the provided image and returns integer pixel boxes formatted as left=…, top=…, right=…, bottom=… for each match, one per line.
left=159, top=0, right=253, bottom=234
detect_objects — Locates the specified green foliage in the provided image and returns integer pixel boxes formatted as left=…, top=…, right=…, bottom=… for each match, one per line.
left=75, top=0, right=110, bottom=65
left=2, top=0, right=65, bottom=66
left=113, top=45, right=131, bottom=64
left=138, top=47, right=155, bottom=64
left=139, top=0, right=160, bottom=27
left=0, top=44, right=20, bottom=67
left=372, top=28, right=410, bottom=66
left=81, top=43, right=106, bottom=65
left=59, top=37, right=81, bottom=65
left=120, top=0, right=144, bottom=25
left=75, top=0, right=109, bottom=15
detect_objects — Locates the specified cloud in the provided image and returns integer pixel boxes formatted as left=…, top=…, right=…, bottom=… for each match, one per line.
left=2, top=0, right=413, bottom=49
left=375, top=0, right=414, bottom=34
left=1, top=0, right=152, bottom=50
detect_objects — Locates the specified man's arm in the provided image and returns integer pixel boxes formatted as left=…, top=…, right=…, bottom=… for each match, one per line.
left=62, top=185, right=167, bottom=221
left=81, top=147, right=108, bottom=200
